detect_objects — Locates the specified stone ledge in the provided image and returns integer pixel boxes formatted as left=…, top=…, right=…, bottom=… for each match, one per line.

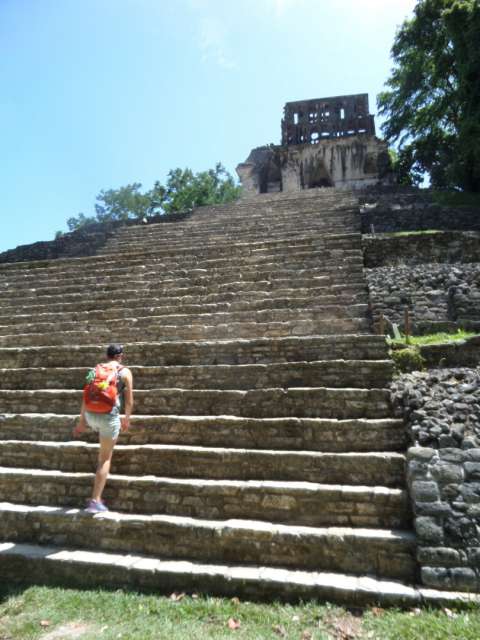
left=0, top=468, right=409, bottom=527
left=363, top=231, right=480, bottom=268
left=0, top=414, right=407, bottom=452
left=0, top=503, right=416, bottom=579
left=1, top=542, right=479, bottom=606
left=0, top=442, right=406, bottom=485
left=418, top=336, right=480, bottom=368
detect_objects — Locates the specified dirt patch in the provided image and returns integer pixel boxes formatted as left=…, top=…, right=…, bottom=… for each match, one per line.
left=324, top=611, right=364, bottom=639
left=42, top=622, right=91, bottom=640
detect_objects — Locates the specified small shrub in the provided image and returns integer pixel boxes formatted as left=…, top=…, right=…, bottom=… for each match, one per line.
left=391, top=346, right=426, bottom=373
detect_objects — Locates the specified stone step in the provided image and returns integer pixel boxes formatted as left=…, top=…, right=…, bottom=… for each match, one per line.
left=195, top=192, right=357, bottom=207
left=0, top=335, right=389, bottom=368
left=0, top=240, right=361, bottom=283
left=0, top=267, right=365, bottom=305
left=0, top=255, right=362, bottom=291
left=1, top=234, right=362, bottom=278
left=0, top=292, right=369, bottom=328
left=0, top=503, right=416, bottom=581
left=0, top=316, right=371, bottom=347
left=0, top=255, right=365, bottom=290
left=1, top=541, right=438, bottom=606
left=0, top=249, right=363, bottom=294
left=0, top=360, right=393, bottom=391
left=0, top=257, right=365, bottom=301
left=103, top=225, right=360, bottom=252
left=0, top=283, right=367, bottom=319
left=0, top=414, right=407, bottom=452
left=199, top=189, right=356, bottom=204
left=0, top=442, right=406, bottom=486
left=0, top=387, right=392, bottom=419
left=0, top=305, right=369, bottom=338
left=116, top=203, right=358, bottom=224
left=106, top=217, right=360, bottom=241
left=93, top=246, right=364, bottom=271
left=106, top=229, right=358, bottom=251
left=0, top=276, right=367, bottom=314
left=194, top=202, right=358, bottom=216
left=110, top=209, right=359, bottom=233
left=0, top=233, right=361, bottom=278
left=150, top=203, right=359, bottom=223
left=0, top=468, right=410, bottom=527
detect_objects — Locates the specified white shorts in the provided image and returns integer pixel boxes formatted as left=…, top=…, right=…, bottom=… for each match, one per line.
left=85, top=407, right=121, bottom=440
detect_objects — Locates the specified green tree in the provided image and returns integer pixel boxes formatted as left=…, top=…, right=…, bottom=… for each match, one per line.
left=159, top=163, right=241, bottom=214
left=95, top=183, right=152, bottom=223
left=67, top=212, right=96, bottom=231
left=378, top=0, right=480, bottom=191
left=66, top=163, right=240, bottom=231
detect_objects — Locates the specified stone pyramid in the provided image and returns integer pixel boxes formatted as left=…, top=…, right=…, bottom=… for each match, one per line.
left=0, top=188, right=417, bottom=604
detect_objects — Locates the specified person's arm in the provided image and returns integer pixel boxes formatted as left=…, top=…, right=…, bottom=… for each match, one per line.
left=121, top=368, right=134, bottom=431
left=73, top=399, right=87, bottom=437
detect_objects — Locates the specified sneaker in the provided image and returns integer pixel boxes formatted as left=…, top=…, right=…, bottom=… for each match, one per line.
left=85, top=499, right=109, bottom=514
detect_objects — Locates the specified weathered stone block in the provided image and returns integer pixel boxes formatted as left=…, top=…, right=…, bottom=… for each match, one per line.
left=415, top=517, right=444, bottom=544
left=408, top=447, right=436, bottom=462
left=410, top=481, right=440, bottom=502
left=417, top=546, right=463, bottom=567
left=431, top=463, right=464, bottom=484
left=465, top=463, right=480, bottom=480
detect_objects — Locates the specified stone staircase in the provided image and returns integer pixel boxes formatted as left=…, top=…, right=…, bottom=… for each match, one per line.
left=0, top=189, right=418, bottom=604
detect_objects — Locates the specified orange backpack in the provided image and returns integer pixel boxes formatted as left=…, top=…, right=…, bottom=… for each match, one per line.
left=83, top=362, right=122, bottom=413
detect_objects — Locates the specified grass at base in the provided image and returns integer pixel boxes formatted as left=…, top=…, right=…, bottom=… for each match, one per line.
left=388, top=330, right=477, bottom=347
left=0, top=585, right=480, bottom=640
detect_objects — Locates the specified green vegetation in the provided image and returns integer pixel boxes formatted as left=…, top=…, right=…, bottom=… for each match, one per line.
left=389, top=329, right=477, bottom=346
left=379, top=230, right=443, bottom=238
left=0, top=585, right=479, bottom=640
left=378, top=0, right=480, bottom=191
left=64, top=163, right=241, bottom=232
left=389, top=330, right=478, bottom=373
left=391, top=346, right=426, bottom=373
left=362, top=605, right=480, bottom=640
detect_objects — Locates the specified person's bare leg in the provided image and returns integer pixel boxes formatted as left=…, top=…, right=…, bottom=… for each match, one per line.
left=91, top=436, right=117, bottom=502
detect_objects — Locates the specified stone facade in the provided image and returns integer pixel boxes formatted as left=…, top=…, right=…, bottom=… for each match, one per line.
left=363, top=231, right=480, bottom=269
left=392, top=368, right=480, bottom=592
left=281, top=94, right=375, bottom=145
left=237, top=94, right=393, bottom=195
left=360, top=188, right=480, bottom=234
left=366, top=263, right=480, bottom=333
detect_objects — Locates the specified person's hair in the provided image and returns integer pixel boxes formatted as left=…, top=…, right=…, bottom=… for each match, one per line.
left=106, top=344, right=124, bottom=359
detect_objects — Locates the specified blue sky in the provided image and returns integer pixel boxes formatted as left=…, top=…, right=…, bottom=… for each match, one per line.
left=0, top=0, right=416, bottom=253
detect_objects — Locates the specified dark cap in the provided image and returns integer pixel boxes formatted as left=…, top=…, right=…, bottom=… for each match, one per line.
left=106, top=343, right=124, bottom=358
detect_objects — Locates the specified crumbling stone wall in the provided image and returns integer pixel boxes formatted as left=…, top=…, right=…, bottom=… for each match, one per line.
left=418, top=335, right=480, bottom=368
left=237, top=93, right=393, bottom=195
left=392, top=368, right=480, bottom=591
left=366, top=264, right=480, bottom=333
left=237, top=138, right=392, bottom=195
left=363, top=232, right=480, bottom=268
left=0, top=211, right=191, bottom=264
left=281, top=94, right=375, bottom=145
left=360, top=194, right=480, bottom=234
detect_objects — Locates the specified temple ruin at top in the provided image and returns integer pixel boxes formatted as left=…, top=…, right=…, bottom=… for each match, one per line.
left=236, top=93, right=392, bottom=195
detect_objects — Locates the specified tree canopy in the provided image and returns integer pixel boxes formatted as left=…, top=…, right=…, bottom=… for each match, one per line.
left=378, top=0, right=480, bottom=191
left=66, top=163, right=241, bottom=231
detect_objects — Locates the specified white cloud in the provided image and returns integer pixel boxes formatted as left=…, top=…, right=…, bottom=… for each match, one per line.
left=198, top=15, right=235, bottom=69
left=269, top=0, right=302, bottom=19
